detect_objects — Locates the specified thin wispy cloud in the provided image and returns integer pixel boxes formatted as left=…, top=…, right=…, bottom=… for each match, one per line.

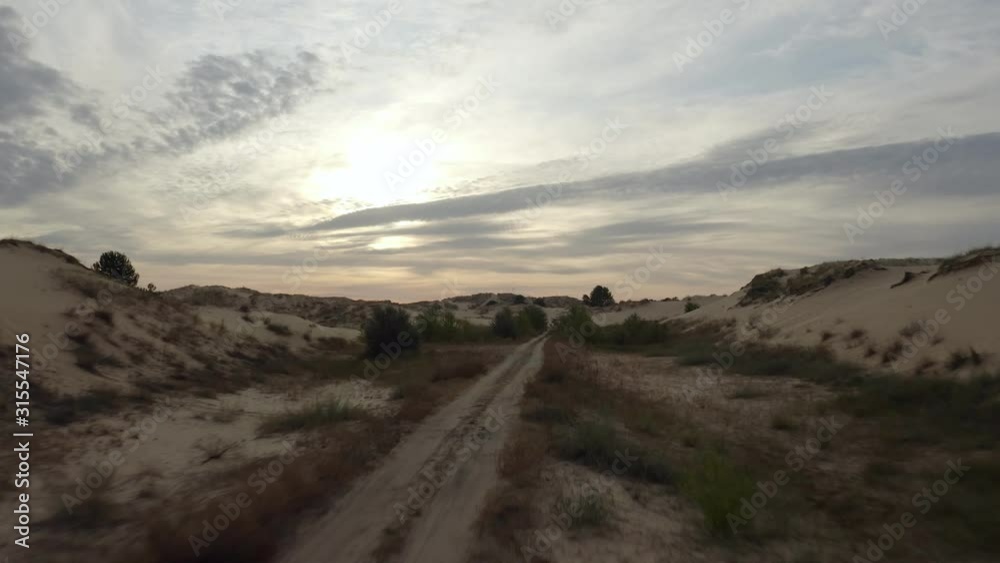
left=3, top=0, right=999, bottom=300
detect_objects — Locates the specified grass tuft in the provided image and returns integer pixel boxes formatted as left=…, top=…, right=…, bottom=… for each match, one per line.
left=681, top=450, right=756, bottom=536
left=259, top=400, right=364, bottom=434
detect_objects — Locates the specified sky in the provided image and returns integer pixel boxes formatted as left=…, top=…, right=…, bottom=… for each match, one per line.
left=2, top=0, right=1000, bottom=301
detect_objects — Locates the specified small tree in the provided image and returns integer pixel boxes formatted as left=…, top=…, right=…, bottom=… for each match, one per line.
left=491, top=307, right=518, bottom=339
left=363, top=305, right=420, bottom=359
left=417, top=305, right=460, bottom=342
left=519, top=305, right=548, bottom=334
left=684, top=300, right=701, bottom=313
left=588, top=285, right=615, bottom=307
left=552, top=305, right=595, bottom=339
left=92, top=251, right=139, bottom=287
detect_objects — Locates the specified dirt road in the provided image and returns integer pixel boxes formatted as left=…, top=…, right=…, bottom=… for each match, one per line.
left=280, top=337, right=546, bottom=563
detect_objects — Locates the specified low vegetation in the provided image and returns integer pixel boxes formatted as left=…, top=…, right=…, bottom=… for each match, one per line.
left=91, top=250, right=141, bottom=287
left=932, top=245, right=1000, bottom=279
left=481, top=309, right=1000, bottom=561
left=681, top=450, right=755, bottom=535
left=259, top=400, right=365, bottom=434
left=265, top=321, right=293, bottom=336
left=363, top=305, right=420, bottom=359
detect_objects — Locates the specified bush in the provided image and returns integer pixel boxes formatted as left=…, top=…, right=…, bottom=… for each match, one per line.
left=588, top=285, right=615, bottom=307
left=551, top=305, right=595, bottom=339
left=92, top=250, right=140, bottom=286
left=417, top=305, right=461, bottom=342
left=518, top=305, right=548, bottom=334
left=556, top=419, right=671, bottom=483
left=682, top=450, right=756, bottom=535
left=362, top=306, right=420, bottom=359
left=491, top=307, right=518, bottom=339
left=684, top=300, right=700, bottom=313
left=616, top=313, right=667, bottom=346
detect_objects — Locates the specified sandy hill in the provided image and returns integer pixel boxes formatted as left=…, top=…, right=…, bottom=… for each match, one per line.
left=0, top=240, right=382, bottom=545
left=164, top=284, right=381, bottom=331
left=619, top=250, right=1000, bottom=376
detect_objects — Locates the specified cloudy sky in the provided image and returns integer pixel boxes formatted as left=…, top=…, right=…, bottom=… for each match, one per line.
left=3, top=0, right=999, bottom=300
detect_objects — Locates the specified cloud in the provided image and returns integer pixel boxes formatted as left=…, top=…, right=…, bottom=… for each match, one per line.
left=3, top=0, right=1000, bottom=300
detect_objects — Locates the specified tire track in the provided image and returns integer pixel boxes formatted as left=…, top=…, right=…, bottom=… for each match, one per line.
left=279, top=337, right=546, bottom=563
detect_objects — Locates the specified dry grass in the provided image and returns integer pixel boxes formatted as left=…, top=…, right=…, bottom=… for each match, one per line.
left=129, top=422, right=399, bottom=563
left=258, top=400, right=365, bottom=434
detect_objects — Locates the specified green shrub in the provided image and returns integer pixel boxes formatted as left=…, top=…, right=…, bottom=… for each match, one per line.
left=362, top=305, right=420, bottom=359
left=491, top=307, right=518, bottom=339
left=556, top=419, right=671, bottom=483
left=417, top=305, right=461, bottom=342
left=518, top=305, right=548, bottom=334
left=588, top=285, right=615, bottom=307
left=92, top=250, right=139, bottom=286
left=682, top=450, right=756, bottom=535
left=551, top=306, right=595, bottom=339
left=684, top=300, right=701, bottom=313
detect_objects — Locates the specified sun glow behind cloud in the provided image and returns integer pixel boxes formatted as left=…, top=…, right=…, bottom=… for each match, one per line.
left=369, top=235, right=419, bottom=250
left=304, top=131, right=442, bottom=207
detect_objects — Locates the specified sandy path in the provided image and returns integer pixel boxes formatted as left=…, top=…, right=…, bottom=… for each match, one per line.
left=279, top=337, right=546, bottom=563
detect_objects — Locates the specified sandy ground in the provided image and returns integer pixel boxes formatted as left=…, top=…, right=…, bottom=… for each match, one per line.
left=195, top=305, right=361, bottom=346
left=617, top=263, right=999, bottom=375
left=30, top=376, right=394, bottom=524
left=279, top=337, right=546, bottom=563
left=536, top=460, right=719, bottom=563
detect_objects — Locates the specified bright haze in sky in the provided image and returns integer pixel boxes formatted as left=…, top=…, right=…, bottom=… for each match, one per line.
left=2, top=0, right=999, bottom=301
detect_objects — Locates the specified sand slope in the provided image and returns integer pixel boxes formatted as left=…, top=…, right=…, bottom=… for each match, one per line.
left=626, top=257, right=1000, bottom=375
